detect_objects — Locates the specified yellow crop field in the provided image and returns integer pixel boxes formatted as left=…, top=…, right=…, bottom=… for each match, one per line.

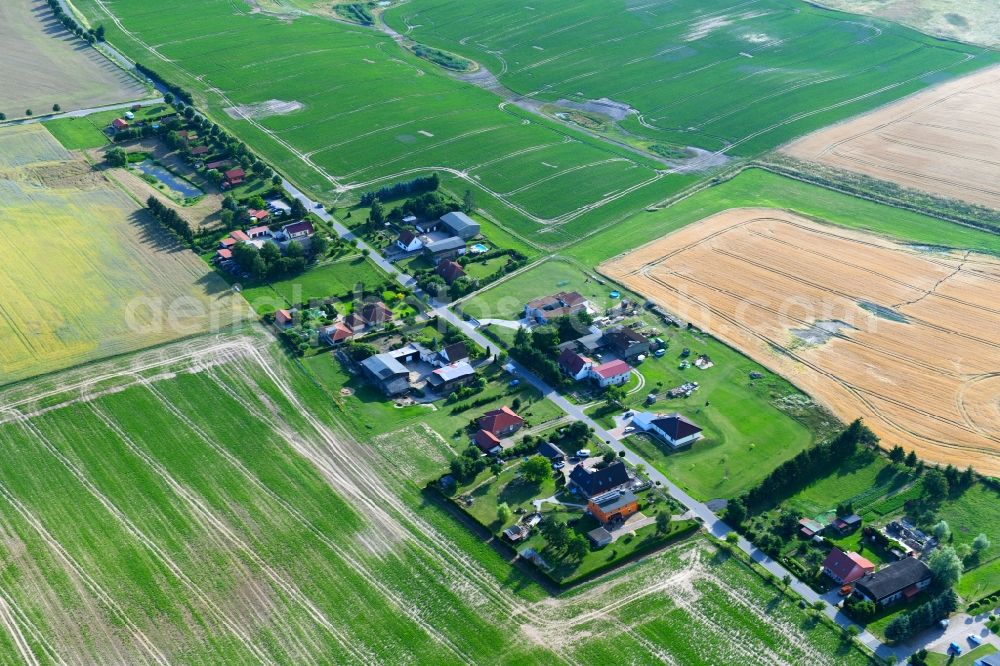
left=0, top=124, right=249, bottom=385
left=602, top=208, right=1000, bottom=475
left=783, top=66, right=1000, bottom=210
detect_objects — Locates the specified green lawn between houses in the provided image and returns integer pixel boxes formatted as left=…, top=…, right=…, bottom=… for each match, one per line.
left=237, top=255, right=390, bottom=314
left=302, top=353, right=564, bottom=443
left=459, top=258, right=616, bottom=322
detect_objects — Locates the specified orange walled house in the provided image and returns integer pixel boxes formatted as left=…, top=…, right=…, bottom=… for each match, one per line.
left=587, top=490, right=639, bottom=526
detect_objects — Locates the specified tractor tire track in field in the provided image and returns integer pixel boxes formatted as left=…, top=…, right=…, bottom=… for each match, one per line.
left=2, top=410, right=280, bottom=666
left=0, top=593, right=40, bottom=666
left=202, top=368, right=479, bottom=664
left=87, top=400, right=350, bottom=665
left=0, top=436, right=169, bottom=665
left=137, top=372, right=473, bottom=664
left=636, top=267, right=1000, bottom=460
left=233, top=349, right=553, bottom=624
left=0, top=584, right=64, bottom=666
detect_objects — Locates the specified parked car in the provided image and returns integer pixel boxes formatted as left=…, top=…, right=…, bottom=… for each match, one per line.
left=552, top=461, right=565, bottom=470
left=838, top=585, right=853, bottom=596
left=968, top=634, right=982, bottom=646
left=623, top=426, right=636, bottom=434
left=576, top=449, right=591, bottom=459
left=949, top=642, right=962, bottom=656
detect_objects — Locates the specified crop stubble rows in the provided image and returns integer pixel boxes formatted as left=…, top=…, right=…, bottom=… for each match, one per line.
left=602, top=208, right=1000, bottom=474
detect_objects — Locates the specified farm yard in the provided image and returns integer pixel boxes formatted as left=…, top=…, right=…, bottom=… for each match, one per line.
left=69, top=0, right=691, bottom=246
left=0, top=0, right=148, bottom=120
left=0, top=123, right=246, bottom=386
left=0, top=331, right=875, bottom=664
left=784, top=65, right=1000, bottom=211
left=385, top=0, right=994, bottom=157
left=601, top=208, right=1000, bottom=475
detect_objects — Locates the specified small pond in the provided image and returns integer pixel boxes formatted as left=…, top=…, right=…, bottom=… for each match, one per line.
left=135, top=160, right=203, bottom=198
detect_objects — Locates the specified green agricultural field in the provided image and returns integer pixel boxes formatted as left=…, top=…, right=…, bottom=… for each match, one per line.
left=387, top=0, right=994, bottom=156
left=570, top=168, right=1000, bottom=265
left=71, top=0, right=692, bottom=246
left=0, top=124, right=246, bottom=386
left=0, top=332, right=873, bottom=663
left=460, top=258, right=615, bottom=321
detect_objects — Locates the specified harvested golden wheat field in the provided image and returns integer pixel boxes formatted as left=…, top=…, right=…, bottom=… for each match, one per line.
left=601, top=208, right=1000, bottom=474
left=0, top=124, right=248, bottom=386
left=783, top=66, right=1000, bottom=210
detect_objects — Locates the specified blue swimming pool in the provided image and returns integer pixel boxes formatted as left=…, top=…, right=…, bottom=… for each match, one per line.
left=470, top=243, right=489, bottom=253
left=135, top=160, right=203, bottom=199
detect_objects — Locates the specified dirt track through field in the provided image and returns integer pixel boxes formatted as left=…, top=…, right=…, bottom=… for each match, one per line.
left=601, top=208, right=1000, bottom=474
left=783, top=65, right=1000, bottom=209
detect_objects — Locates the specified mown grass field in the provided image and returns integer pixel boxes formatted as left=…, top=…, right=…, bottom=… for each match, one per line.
left=71, top=0, right=693, bottom=246
left=387, top=0, right=994, bottom=156
left=236, top=255, right=389, bottom=314
left=569, top=168, right=1000, bottom=265
left=460, top=258, right=615, bottom=321
left=0, top=332, right=876, bottom=663
left=0, top=124, right=246, bottom=386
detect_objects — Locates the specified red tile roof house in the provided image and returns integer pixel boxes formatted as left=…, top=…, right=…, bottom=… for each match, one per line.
left=822, top=548, right=875, bottom=585
left=229, top=229, right=251, bottom=243
left=474, top=429, right=503, bottom=455
left=589, top=359, right=632, bottom=387
left=247, top=225, right=271, bottom=239
left=214, top=248, right=233, bottom=262
left=318, top=322, right=354, bottom=346
left=435, top=258, right=466, bottom=285
left=222, top=168, right=245, bottom=189
left=190, top=145, right=210, bottom=157
left=205, top=159, right=232, bottom=171
left=558, top=347, right=593, bottom=381
left=248, top=209, right=270, bottom=222
left=218, top=236, right=238, bottom=249
left=274, top=309, right=294, bottom=328
left=110, top=118, right=129, bottom=132
left=478, top=406, right=524, bottom=438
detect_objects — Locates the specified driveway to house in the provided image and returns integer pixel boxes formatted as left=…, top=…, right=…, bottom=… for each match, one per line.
left=292, top=185, right=905, bottom=660
left=1, top=98, right=165, bottom=127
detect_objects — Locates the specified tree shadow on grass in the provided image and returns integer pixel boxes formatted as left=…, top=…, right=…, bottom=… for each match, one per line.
left=499, top=478, right=543, bottom=506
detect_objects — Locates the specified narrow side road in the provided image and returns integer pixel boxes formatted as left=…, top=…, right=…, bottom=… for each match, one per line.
left=285, top=166, right=905, bottom=661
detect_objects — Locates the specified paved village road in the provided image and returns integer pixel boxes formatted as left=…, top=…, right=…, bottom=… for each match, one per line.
left=283, top=169, right=920, bottom=662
